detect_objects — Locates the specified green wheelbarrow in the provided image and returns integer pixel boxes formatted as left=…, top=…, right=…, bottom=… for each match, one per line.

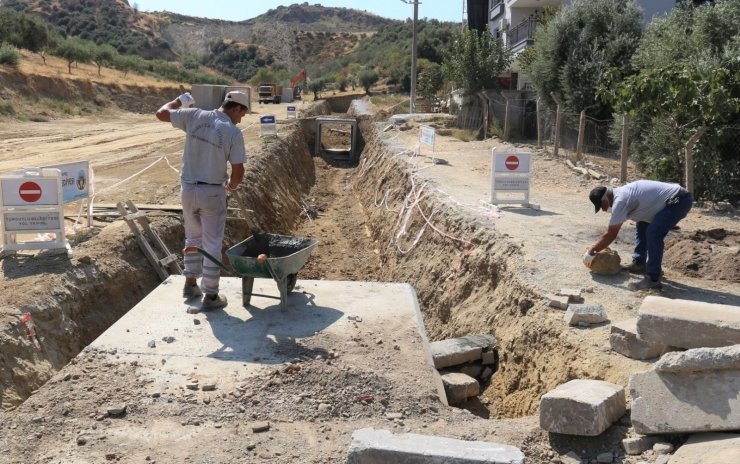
left=197, top=233, right=318, bottom=310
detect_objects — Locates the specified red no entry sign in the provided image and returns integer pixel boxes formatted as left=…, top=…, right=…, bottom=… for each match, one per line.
left=505, top=155, right=520, bottom=171
left=19, top=181, right=42, bottom=203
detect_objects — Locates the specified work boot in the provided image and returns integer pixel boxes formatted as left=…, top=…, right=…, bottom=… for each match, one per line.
left=628, top=277, right=662, bottom=291
left=623, top=262, right=646, bottom=274
left=202, top=294, right=228, bottom=311
left=183, top=282, right=203, bottom=298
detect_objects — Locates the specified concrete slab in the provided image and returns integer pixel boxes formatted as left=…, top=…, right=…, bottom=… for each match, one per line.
left=347, top=428, right=525, bottom=464
left=629, top=345, right=740, bottom=434
left=90, top=276, right=443, bottom=391
left=440, top=372, right=480, bottom=404
left=636, top=296, right=740, bottom=349
left=668, top=433, right=740, bottom=463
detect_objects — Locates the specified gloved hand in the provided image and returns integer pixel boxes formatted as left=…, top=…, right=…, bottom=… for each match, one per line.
left=582, top=250, right=596, bottom=269
left=178, top=92, right=195, bottom=108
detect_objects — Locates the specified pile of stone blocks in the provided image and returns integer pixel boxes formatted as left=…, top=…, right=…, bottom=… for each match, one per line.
left=429, top=334, right=498, bottom=405
left=629, top=296, right=740, bottom=435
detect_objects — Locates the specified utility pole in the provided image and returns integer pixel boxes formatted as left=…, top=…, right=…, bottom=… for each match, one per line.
left=401, top=0, right=419, bottom=113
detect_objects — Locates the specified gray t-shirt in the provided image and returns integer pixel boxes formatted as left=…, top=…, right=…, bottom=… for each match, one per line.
left=609, top=180, right=685, bottom=226
left=170, top=108, right=246, bottom=184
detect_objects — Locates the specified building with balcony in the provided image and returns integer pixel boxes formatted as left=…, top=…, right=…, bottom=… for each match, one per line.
left=486, top=0, right=678, bottom=90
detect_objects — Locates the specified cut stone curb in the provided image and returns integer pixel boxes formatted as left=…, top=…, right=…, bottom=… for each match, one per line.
left=668, top=433, right=740, bottom=463
left=347, top=428, right=525, bottom=464
left=636, top=296, right=740, bottom=349
left=610, top=318, right=675, bottom=360
left=630, top=345, right=740, bottom=434
left=565, top=304, right=608, bottom=326
left=440, top=372, right=480, bottom=404
left=429, top=334, right=498, bottom=369
left=540, top=379, right=625, bottom=436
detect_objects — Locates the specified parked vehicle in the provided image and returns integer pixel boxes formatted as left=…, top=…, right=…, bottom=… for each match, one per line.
left=258, top=84, right=283, bottom=104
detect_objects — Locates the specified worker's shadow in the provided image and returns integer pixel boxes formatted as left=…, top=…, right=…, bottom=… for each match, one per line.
left=203, top=291, right=343, bottom=364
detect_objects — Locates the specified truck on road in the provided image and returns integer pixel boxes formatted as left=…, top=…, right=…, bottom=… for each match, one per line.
left=258, top=83, right=283, bottom=104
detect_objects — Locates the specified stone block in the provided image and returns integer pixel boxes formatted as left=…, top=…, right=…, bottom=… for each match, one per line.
left=636, top=296, right=740, bottom=349
left=346, top=428, right=525, bottom=464
left=590, top=248, right=621, bottom=276
left=481, top=350, right=497, bottom=366
left=610, top=318, right=674, bottom=360
left=430, top=334, right=498, bottom=369
left=622, top=435, right=660, bottom=455
left=540, top=379, right=625, bottom=436
left=668, top=433, right=740, bottom=463
left=630, top=345, right=740, bottom=434
left=557, top=288, right=584, bottom=303
left=565, top=304, right=608, bottom=326
left=440, top=372, right=479, bottom=404
left=546, top=294, right=570, bottom=310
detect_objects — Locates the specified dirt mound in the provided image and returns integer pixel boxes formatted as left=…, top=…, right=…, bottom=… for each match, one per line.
left=664, top=228, right=740, bottom=282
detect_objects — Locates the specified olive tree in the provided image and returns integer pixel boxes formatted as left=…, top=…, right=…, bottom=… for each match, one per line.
left=55, top=37, right=94, bottom=74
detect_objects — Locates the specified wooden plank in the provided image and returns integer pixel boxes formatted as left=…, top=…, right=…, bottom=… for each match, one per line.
left=117, top=202, right=169, bottom=281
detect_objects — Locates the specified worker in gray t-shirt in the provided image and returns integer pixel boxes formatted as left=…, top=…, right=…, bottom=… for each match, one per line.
left=156, top=91, right=248, bottom=310
left=583, top=180, right=693, bottom=291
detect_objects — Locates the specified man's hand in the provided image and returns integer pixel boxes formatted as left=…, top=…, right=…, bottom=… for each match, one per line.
left=582, top=249, right=596, bottom=269
left=178, top=92, right=195, bottom=108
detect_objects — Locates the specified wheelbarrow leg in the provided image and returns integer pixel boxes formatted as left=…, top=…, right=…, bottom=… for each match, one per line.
left=277, top=277, right=289, bottom=310
left=242, top=277, right=254, bottom=307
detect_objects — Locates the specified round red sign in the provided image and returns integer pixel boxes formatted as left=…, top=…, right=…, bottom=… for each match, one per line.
left=505, top=155, right=520, bottom=171
left=19, top=181, right=42, bottom=203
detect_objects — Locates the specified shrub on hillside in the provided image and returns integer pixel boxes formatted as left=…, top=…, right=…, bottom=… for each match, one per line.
left=0, top=43, right=20, bottom=66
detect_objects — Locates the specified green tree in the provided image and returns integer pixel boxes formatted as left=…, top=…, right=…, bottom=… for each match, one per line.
left=417, top=61, right=443, bottom=103
left=93, top=44, right=117, bottom=77
left=441, top=27, right=512, bottom=95
left=55, top=37, right=94, bottom=74
left=308, top=78, right=326, bottom=100
left=358, top=69, right=379, bottom=94
left=601, top=0, right=740, bottom=202
left=522, top=0, right=642, bottom=118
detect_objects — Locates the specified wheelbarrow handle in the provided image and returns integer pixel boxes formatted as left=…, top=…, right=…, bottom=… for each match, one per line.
left=194, top=247, right=232, bottom=275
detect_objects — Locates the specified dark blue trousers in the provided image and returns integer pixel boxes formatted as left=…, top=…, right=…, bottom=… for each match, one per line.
left=632, top=193, right=693, bottom=281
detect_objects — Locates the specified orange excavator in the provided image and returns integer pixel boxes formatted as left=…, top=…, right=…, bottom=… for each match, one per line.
left=290, top=69, right=307, bottom=100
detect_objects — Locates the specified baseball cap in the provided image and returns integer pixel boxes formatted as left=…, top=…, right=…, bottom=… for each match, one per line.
left=224, top=91, right=249, bottom=109
left=589, top=186, right=607, bottom=213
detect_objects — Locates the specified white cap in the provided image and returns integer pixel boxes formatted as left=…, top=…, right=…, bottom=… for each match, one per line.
left=224, top=91, right=249, bottom=109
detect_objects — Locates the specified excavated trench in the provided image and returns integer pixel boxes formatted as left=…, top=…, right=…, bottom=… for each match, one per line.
left=1, top=100, right=612, bottom=420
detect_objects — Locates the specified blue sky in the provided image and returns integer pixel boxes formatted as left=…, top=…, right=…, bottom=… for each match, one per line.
left=132, top=1, right=466, bottom=22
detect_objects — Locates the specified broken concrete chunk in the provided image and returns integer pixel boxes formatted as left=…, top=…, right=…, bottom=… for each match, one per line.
left=565, top=304, right=608, bottom=326
left=557, top=288, right=583, bottom=303
left=429, top=334, right=498, bottom=369
left=251, top=421, right=270, bottom=433
left=546, top=294, right=570, bottom=310
left=636, top=296, right=740, bottom=349
left=540, top=379, right=625, bottom=436
left=440, top=372, right=480, bottom=404
left=610, top=318, right=675, bottom=360
left=622, top=435, right=660, bottom=455
left=668, top=433, right=740, bottom=463
left=630, top=345, right=740, bottom=434
left=346, top=428, right=525, bottom=464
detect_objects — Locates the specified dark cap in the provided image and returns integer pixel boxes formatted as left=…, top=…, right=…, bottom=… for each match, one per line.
left=589, top=186, right=607, bottom=213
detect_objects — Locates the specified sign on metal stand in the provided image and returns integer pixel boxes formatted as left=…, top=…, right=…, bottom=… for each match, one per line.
left=286, top=106, right=297, bottom=120
left=0, top=168, right=70, bottom=256
left=490, top=151, right=536, bottom=208
left=260, top=115, right=277, bottom=137
left=42, top=160, right=92, bottom=226
left=419, top=125, right=436, bottom=163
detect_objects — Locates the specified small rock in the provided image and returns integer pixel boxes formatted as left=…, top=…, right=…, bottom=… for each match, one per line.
left=107, top=404, right=127, bottom=416
left=187, top=306, right=199, bottom=314
left=653, top=442, right=674, bottom=454
left=347, top=315, right=363, bottom=322
left=162, top=336, right=176, bottom=343
left=186, top=382, right=199, bottom=391
left=76, top=435, right=88, bottom=446
left=147, top=340, right=156, bottom=348
left=596, top=452, right=613, bottom=463
left=194, top=319, right=201, bottom=325
left=201, top=384, right=216, bottom=392
left=318, top=403, right=331, bottom=413
left=252, top=421, right=270, bottom=433
left=385, top=412, right=403, bottom=420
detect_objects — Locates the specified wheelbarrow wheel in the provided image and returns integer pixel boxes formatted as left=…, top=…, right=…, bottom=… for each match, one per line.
left=287, top=273, right=298, bottom=293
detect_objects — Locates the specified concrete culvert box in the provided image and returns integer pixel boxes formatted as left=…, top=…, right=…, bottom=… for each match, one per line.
left=191, top=84, right=226, bottom=110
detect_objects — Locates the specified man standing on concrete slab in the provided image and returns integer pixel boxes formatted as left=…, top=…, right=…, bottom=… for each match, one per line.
left=156, top=91, right=247, bottom=309
left=583, top=180, right=693, bottom=291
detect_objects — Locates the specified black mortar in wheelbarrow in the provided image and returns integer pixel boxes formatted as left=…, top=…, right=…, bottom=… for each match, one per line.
left=197, top=233, right=318, bottom=310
